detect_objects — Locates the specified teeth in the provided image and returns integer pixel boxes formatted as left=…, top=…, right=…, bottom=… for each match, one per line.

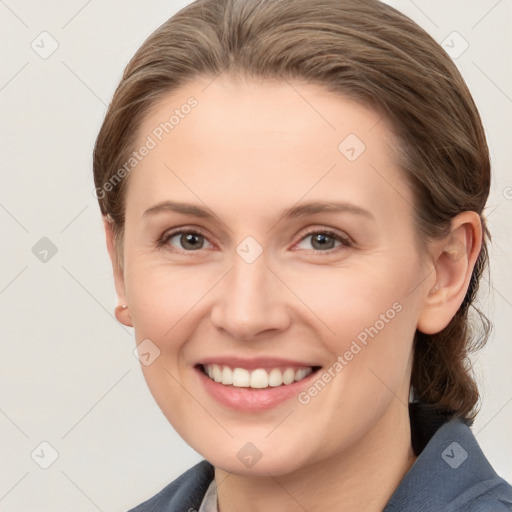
left=202, top=364, right=314, bottom=389
left=282, top=368, right=295, bottom=385
left=295, top=368, right=312, bottom=381
left=221, top=366, right=233, bottom=385
left=268, top=368, right=283, bottom=387
left=250, top=369, right=268, bottom=388
left=212, top=365, right=222, bottom=382
left=232, top=368, right=250, bottom=387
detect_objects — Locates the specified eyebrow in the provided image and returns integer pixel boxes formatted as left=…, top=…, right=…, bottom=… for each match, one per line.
left=142, top=200, right=375, bottom=221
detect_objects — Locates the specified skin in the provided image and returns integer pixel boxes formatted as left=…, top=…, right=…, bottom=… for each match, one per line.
left=105, top=74, right=482, bottom=511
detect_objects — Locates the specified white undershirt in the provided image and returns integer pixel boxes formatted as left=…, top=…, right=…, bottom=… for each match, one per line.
left=198, top=479, right=219, bottom=512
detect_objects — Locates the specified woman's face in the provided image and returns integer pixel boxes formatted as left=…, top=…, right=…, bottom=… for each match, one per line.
left=113, top=75, right=435, bottom=475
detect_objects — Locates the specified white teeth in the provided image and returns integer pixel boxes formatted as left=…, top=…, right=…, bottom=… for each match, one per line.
left=221, top=366, right=233, bottom=385
left=268, top=368, right=283, bottom=387
left=250, top=369, right=268, bottom=388
left=202, top=364, right=315, bottom=389
left=295, top=368, right=312, bottom=381
left=282, top=368, right=295, bottom=385
left=212, top=364, right=222, bottom=383
left=232, top=368, right=250, bottom=387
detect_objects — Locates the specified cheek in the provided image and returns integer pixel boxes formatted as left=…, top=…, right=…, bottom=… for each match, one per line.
left=290, top=296, right=415, bottom=459
left=125, top=262, right=219, bottom=339
left=280, top=259, right=415, bottom=342
left=124, top=263, right=219, bottom=421
left=285, top=261, right=419, bottom=404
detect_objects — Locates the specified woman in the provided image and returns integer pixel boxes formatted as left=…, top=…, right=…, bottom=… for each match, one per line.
left=93, top=0, right=512, bottom=510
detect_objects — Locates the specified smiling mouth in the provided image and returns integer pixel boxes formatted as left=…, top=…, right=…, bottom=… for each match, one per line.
left=198, top=364, right=322, bottom=389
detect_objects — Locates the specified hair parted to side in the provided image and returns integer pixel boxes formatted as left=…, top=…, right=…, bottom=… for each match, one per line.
left=93, top=0, right=492, bottom=423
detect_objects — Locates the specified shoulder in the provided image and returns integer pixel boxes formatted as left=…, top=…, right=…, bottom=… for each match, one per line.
left=385, top=410, right=512, bottom=511
left=462, top=487, right=512, bottom=512
left=445, top=472, right=512, bottom=511
left=127, top=460, right=215, bottom=512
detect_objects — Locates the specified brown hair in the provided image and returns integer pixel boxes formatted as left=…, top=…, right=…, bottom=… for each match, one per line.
left=93, top=0, right=491, bottom=423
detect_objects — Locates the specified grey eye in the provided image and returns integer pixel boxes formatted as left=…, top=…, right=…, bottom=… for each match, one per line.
left=166, top=231, right=212, bottom=251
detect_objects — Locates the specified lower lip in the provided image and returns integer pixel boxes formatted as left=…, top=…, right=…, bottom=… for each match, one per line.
left=195, top=366, right=319, bottom=412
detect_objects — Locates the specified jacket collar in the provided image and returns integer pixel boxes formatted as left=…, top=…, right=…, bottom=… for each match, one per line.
left=384, top=403, right=511, bottom=511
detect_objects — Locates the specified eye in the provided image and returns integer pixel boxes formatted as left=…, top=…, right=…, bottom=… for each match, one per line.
left=157, top=228, right=214, bottom=252
left=294, top=229, right=352, bottom=254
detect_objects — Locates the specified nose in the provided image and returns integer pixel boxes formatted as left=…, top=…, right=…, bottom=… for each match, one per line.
left=210, top=250, right=291, bottom=341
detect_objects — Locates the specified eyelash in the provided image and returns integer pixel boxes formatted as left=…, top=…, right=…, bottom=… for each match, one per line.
left=156, top=227, right=353, bottom=256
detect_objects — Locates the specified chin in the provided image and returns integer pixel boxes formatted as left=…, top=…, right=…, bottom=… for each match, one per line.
left=199, top=438, right=315, bottom=477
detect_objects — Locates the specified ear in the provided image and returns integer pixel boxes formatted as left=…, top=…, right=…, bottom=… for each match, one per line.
left=103, top=217, right=133, bottom=327
left=417, top=211, right=482, bottom=335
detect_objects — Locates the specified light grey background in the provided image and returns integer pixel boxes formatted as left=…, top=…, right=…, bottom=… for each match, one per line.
left=1, top=1, right=511, bottom=510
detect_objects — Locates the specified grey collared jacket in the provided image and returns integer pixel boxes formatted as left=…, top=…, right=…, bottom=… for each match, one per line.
left=127, top=403, right=512, bottom=511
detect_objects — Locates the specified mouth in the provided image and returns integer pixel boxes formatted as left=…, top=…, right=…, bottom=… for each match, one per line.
left=196, top=363, right=322, bottom=389
left=194, top=357, right=324, bottom=411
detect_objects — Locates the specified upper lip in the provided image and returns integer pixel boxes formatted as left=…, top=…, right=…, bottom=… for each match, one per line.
left=196, top=356, right=322, bottom=370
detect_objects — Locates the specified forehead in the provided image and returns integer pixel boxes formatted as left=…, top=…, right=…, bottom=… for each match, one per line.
left=125, top=75, right=412, bottom=223
left=140, top=75, right=395, bottom=151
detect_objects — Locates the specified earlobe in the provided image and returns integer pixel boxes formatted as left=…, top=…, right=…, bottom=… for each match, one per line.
left=115, top=304, right=132, bottom=327
left=417, top=212, right=482, bottom=335
left=103, top=217, right=133, bottom=328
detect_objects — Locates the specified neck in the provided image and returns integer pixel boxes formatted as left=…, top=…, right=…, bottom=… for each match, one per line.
left=215, top=401, right=417, bottom=512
